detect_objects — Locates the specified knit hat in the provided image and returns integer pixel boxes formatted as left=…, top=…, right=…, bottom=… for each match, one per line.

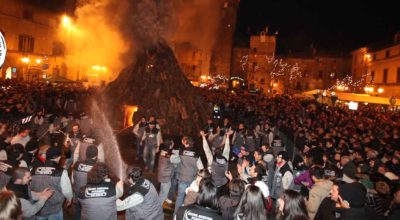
left=277, top=151, right=289, bottom=161
left=46, top=146, right=61, bottom=160
left=343, top=162, right=357, bottom=180
left=324, top=168, right=337, bottom=178
left=357, top=164, right=369, bottom=174
left=25, top=139, right=39, bottom=152
left=85, top=145, right=98, bottom=159
left=339, top=182, right=367, bottom=208
left=232, top=147, right=241, bottom=156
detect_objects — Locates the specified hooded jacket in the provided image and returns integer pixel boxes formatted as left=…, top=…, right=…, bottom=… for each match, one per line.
left=306, top=180, right=333, bottom=220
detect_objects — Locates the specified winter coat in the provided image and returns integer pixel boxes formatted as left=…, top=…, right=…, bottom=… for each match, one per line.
left=219, top=195, right=241, bottom=220
left=314, top=197, right=337, bottom=220
left=294, top=170, right=314, bottom=189
left=306, top=180, right=333, bottom=220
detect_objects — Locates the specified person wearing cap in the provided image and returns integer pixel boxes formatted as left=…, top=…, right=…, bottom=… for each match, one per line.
left=270, top=151, right=294, bottom=203
left=336, top=181, right=375, bottom=220
left=72, top=145, right=98, bottom=220
left=78, top=163, right=123, bottom=220
left=341, top=156, right=357, bottom=183
left=141, top=121, right=162, bottom=172
left=117, top=167, right=163, bottom=220
left=30, top=146, right=73, bottom=219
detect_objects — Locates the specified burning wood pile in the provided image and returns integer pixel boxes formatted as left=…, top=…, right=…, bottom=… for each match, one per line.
left=104, top=41, right=209, bottom=135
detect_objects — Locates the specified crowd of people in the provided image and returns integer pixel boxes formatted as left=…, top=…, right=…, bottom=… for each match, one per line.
left=0, top=79, right=399, bottom=220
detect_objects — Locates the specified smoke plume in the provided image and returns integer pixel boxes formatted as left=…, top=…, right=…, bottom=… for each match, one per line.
left=64, top=0, right=224, bottom=79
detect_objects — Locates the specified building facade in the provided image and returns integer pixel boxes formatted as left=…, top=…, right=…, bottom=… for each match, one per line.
left=172, top=42, right=211, bottom=83
left=0, top=0, right=65, bottom=80
left=209, top=0, right=240, bottom=77
left=232, top=31, right=351, bottom=94
left=352, top=33, right=400, bottom=97
left=287, top=55, right=351, bottom=91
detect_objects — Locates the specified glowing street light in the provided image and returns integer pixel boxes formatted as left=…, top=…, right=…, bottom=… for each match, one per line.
left=364, top=86, right=374, bottom=93
left=91, top=65, right=107, bottom=72
left=36, top=59, right=42, bottom=64
left=378, top=88, right=384, bottom=93
left=21, top=57, right=30, bottom=64
left=62, top=15, right=72, bottom=28
left=273, top=83, right=278, bottom=87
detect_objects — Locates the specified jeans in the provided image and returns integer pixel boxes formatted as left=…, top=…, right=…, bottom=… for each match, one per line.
left=35, top=209, right=63, bottom=220
left=143, top=144, right=156, bottom=171
left=159, top=181, right=171, bottom=205
left=174, top=181, right=191, bottom=217
left=73, top=198, right=81, bottom=220
left=136, top=139, right=142, bottom=159
left=168, top=169, right=178, bottom=200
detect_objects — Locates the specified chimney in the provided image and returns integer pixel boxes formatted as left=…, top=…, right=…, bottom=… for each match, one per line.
left=394, top=32, right=400, bottom=44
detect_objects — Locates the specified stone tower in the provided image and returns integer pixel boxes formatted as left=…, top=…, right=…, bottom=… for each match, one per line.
left=210, top=0, right=240, bottom=77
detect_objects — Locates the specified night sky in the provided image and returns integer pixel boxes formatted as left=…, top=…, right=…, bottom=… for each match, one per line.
left=32, top=0, right=400, bottom=56
left=235, top=0, right=400, bottom=55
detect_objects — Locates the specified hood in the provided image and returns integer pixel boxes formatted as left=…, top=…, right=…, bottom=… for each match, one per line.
left=316, top=180, right=333, bottom=192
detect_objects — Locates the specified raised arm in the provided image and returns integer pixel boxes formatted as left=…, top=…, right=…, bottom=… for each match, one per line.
left=222, top=129, right=234, bottom=160
left=200, top=131, right=213, bottom=166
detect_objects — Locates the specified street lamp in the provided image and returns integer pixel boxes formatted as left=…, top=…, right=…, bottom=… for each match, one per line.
left=62, top=15, right=72, bottom=28
left=364, top=86, right=374, bottom=93
left=378, top=88, right=384, bottom=94
left=21, top=57, right=30, bottom=64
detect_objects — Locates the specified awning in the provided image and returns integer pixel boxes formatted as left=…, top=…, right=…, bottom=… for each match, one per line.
left=304, top=90, right=399, bottom=106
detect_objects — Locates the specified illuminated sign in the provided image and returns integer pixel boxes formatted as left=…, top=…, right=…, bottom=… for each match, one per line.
left=0, top=32, right=6, bottom=67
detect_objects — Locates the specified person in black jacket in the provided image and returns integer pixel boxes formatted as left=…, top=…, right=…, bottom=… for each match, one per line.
left=176, top=178, right=222, bottom=220
left=315, top=182, right=341, bottom=220
left=387, top=185, right=400, bottom=220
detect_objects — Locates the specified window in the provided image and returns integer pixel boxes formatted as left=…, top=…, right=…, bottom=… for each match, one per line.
left=260, top=78, right=265, bottom=84
left=18, top=35, right=34, bottom=52
left=318, top=71, right=323, bottom=78
left=371, top=71, right=375, bottom=83
left=224, top=2, right=229, bottom=8
left=253, top=48, right=257, bottom=53
left=397, top=68, right=400, bottom=83
left=383, top=69, right=388, bottom=83
left=386, top=50, right=390, bottom=58
left=23, top=10, right=33, bottom=20
left=373, top=54, right=376, bottom=60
